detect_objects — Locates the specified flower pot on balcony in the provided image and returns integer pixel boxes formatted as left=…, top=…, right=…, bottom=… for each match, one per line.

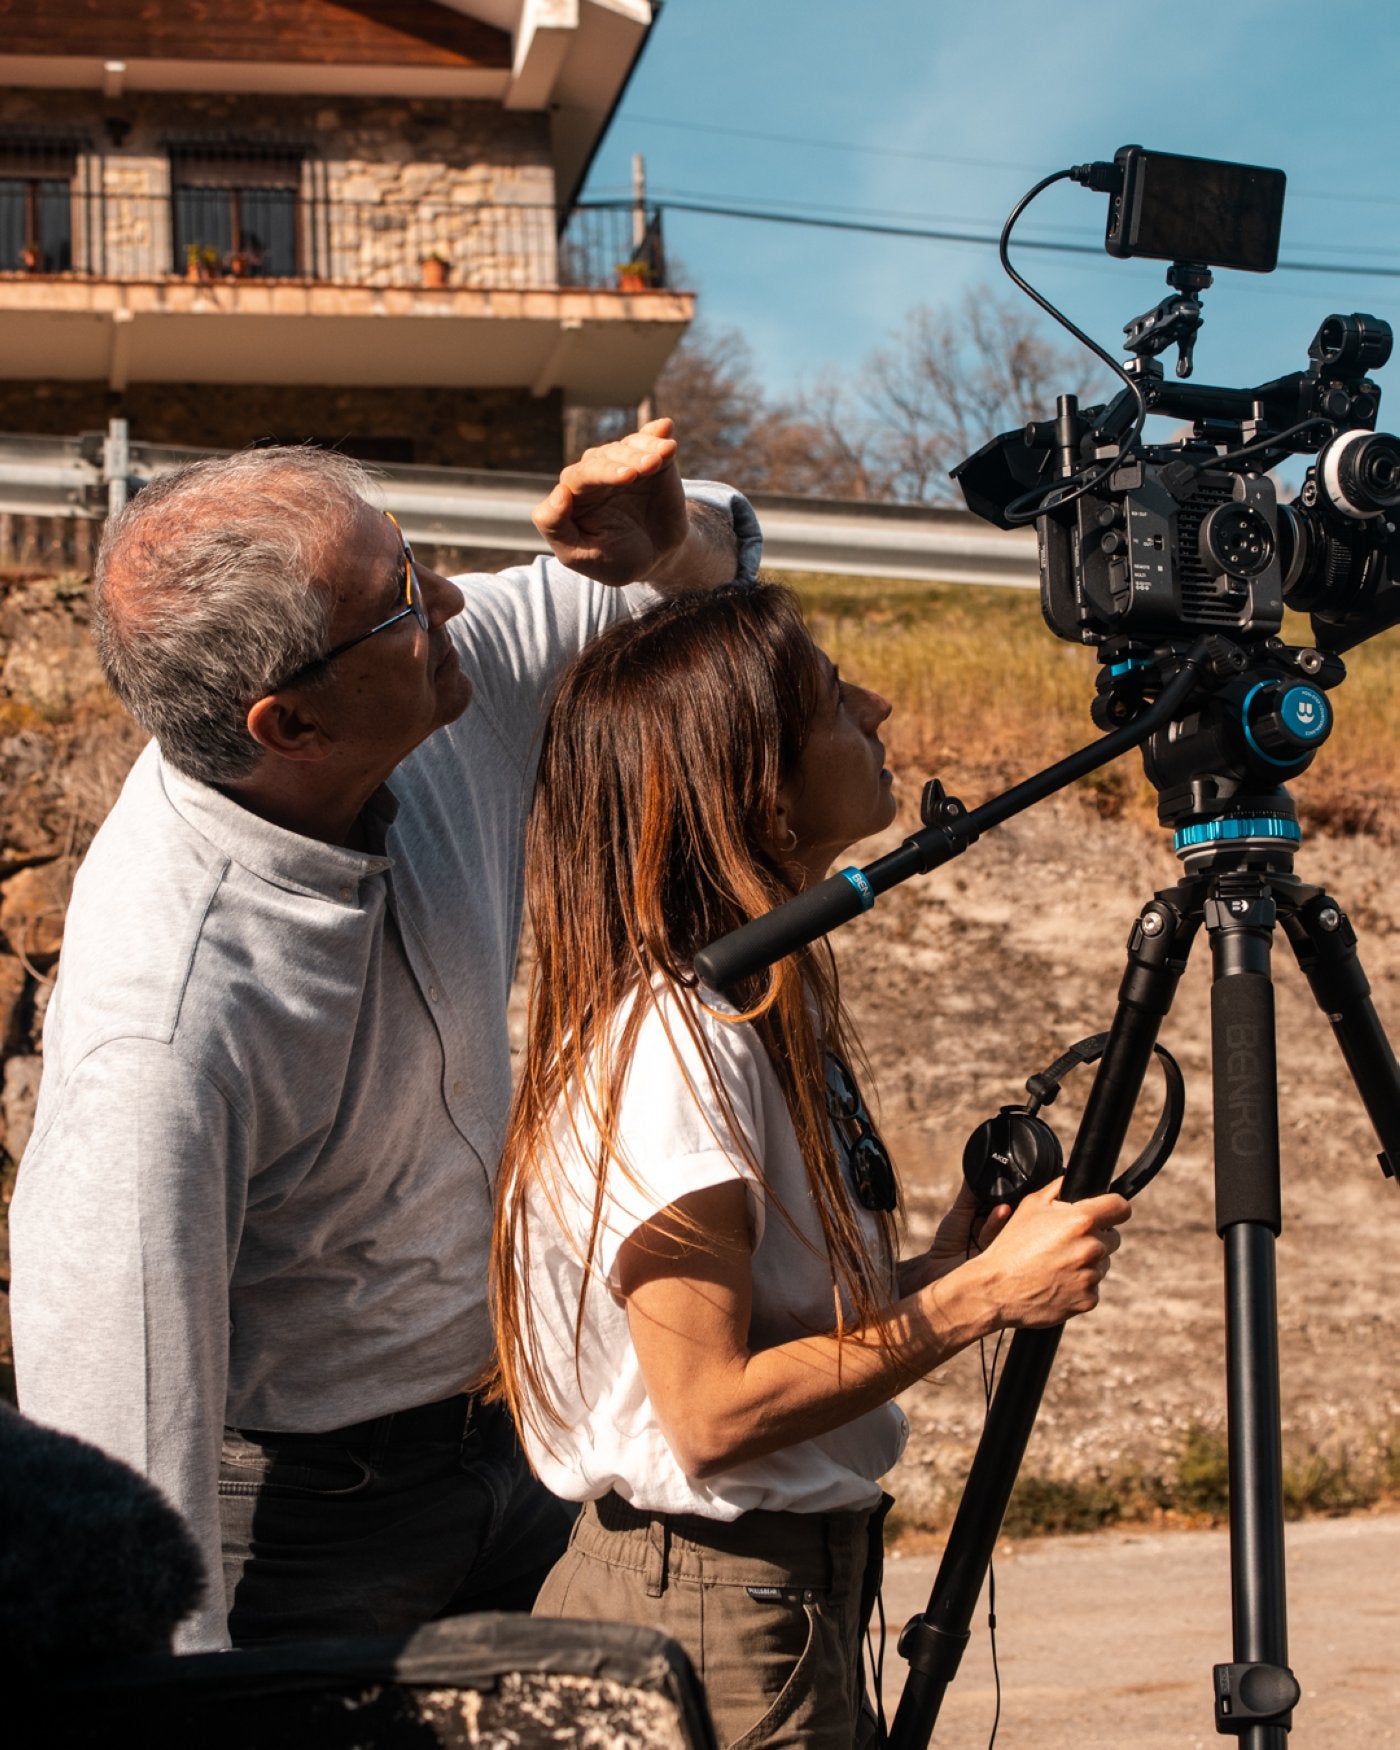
left=19, top=244, right=42, bottom=273
left=422, top=254, right=450, bottom=288
left=185, top=244, right=220, bottom=281
left=615, top=260, right=652, bottom=292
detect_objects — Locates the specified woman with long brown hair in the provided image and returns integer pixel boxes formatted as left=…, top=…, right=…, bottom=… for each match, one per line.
left=491, top=584, right=1128, bottom=1747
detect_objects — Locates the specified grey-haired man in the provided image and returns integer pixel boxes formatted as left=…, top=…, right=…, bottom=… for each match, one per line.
left=10, top=422, right=759, bottom=1652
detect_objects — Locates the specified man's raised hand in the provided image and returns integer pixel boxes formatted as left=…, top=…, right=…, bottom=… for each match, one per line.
left=533, top=418, right=687, bottom=585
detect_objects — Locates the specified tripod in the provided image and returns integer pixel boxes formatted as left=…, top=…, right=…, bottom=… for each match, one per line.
left=693, top=637, right=1400, bottom=1746
left=889, top=803, right=1400, bottom=1748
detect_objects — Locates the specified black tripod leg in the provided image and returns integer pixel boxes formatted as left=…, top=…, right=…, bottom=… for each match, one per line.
left=1205, top=878, right=1301, bottom=1745
left=1281, top=890, right=1400, bottom=1182
left=888, top=894, right=1196, bottom=1750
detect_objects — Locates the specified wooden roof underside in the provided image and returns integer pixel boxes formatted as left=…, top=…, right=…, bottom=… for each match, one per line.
left=0, top=0, right=513, bottom=69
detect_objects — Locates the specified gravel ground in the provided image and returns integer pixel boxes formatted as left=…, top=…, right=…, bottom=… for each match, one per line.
left=874, top=1509, right=1400, bottom=1748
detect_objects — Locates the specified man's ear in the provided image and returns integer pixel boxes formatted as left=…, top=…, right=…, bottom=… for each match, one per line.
left=246, top=690, right=335, bottom=763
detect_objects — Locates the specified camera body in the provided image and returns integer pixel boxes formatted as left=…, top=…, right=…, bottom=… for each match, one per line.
left=1022, top=404, right=1400, bottom=655
left=951, top=141, right=1400, bottom=660
left=1046, top=451, right=1287, bottom=644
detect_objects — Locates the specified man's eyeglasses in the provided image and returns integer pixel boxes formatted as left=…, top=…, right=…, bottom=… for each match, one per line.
left=277, top=511, right=429, bottom=689
left=825, top=1051, right=897, bottom=1212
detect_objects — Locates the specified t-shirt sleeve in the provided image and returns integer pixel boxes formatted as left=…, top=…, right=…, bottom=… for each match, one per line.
left=589, top=1001, right=770, bottom=1285
left=448, top=557, right=650, bottom=765
left=445, top=480, right=764, bottom=770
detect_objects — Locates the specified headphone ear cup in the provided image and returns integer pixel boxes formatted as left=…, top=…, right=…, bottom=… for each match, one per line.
left=963, top=1106, right=1064, bottom=1215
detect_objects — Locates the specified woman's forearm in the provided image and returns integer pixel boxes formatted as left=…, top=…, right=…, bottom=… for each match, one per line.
left=623, top=1178, right=1127, bottom=1480
left=658, top=1263, right=1004, bottom=1479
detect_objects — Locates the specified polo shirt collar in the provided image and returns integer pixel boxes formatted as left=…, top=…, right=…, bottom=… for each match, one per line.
left=158, top=750, right=395, bottom=904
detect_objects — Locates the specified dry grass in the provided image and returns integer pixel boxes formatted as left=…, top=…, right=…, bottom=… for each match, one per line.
left=884, top=1419, right=1400, bottom=1544
left=775, top=571, right=1400, bottom=837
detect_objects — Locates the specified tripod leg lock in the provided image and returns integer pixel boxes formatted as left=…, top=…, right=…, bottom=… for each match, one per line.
left=1213, top=1661, right=1301, bottom=1733
left=896, top=1615, right=970, bottom=1683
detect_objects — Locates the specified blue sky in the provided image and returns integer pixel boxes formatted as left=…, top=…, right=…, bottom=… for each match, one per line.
left=585, top=0, right=1400, bottom=434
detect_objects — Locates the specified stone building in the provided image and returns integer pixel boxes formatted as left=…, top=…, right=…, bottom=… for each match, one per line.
left=0, top=1, right=690, bottom=469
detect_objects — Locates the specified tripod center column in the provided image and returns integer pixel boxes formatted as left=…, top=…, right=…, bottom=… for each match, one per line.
left=1206, top=879, right=1283, bottom=1236
left=1204, top=871, right=1294, bottom=1742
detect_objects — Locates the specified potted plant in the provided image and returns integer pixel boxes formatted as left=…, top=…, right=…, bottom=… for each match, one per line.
left=185, top=242, right=220, bottom=281
left=615, top=258, right=652, bottom=292
left=421, top=247, right=450, bottom=288
left=19, top=241, right=42, bottom=273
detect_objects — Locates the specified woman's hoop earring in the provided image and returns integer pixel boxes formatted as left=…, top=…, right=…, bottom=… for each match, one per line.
left=777, top=827, right=798, bottom=854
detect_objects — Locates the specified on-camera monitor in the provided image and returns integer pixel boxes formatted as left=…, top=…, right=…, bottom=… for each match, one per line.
left=1106, top=147, right=1285, bottom=274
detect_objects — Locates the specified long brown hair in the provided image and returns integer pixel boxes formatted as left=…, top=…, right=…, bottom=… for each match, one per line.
left=490, top=584, right=898, bottom=1443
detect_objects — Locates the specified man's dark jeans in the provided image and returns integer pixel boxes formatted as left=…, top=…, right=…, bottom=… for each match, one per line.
left=219, top=1395, right=574, bottom=1644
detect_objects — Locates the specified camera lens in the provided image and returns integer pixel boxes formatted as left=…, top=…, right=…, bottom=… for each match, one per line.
left=1276, top=503, right=1314, bottom=597
left=1318, top=429, right=1400, bottom=518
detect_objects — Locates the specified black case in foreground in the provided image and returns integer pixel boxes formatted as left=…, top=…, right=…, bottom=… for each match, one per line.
left=52, top=1614, right=718, bottom=1749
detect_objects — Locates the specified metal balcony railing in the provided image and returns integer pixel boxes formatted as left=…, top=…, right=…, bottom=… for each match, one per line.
left=0, top=192, right=669, bottom=293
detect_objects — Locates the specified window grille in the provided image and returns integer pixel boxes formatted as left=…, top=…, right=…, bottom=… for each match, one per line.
left=168, top=141, right=305, bottom=277
left=0, top=136, right=79, bottom=272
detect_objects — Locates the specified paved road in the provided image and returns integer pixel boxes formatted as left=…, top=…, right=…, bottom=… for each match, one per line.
left=874, top=1512, right=1400, bottom=1748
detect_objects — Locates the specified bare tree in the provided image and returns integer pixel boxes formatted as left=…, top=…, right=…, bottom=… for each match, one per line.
left=857, top=288, right=1108, bottom=503
left=753, top=376, right=882, bottom=501
left=562, top=318, right=761, bottom=474
left=649, top=319, right=769, bottom=481
left=565, top=320, right=877, bottom=500
left=565, top=284, right=1106, bottom=508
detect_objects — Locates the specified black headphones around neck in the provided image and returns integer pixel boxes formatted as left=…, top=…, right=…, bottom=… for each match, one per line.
left=963, top=1033, right=1185, bottom=1215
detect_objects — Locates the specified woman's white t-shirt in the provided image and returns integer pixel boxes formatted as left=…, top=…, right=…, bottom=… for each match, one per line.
left=513, top=990, right=908, bottom=1518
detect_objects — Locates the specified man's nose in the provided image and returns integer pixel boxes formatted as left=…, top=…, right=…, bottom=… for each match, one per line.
left=420, top=565, right=465, bottom=625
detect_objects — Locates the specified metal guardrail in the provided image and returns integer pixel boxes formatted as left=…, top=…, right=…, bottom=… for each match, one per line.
left=0, top=428, right=1038, bottom=588
left=733, top=490, right=1036, bottom=588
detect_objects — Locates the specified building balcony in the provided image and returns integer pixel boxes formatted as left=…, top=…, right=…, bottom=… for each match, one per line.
left=0, top=198, right=688, bottom=403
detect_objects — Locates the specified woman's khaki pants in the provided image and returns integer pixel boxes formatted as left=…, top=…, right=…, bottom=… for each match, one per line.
left=534, top=1490, right=890, bottom=1749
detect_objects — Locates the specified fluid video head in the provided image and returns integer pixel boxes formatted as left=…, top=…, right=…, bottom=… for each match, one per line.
left=952, top=146, right=1400, bottom=664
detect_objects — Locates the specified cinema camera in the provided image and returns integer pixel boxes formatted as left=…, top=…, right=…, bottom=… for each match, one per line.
left=697, top=147, right=1400, bottom=1750
left=953, top=144, right=1400, bottom=837
left=885, top=148, right=1400, bottom=1750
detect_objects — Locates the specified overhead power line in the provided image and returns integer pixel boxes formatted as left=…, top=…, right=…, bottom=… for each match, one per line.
left=580, top=196, right=1400, bottom=281
left=615, top=113, right=1400, bottom=211
left=620, top=111, right=1040, bottom=175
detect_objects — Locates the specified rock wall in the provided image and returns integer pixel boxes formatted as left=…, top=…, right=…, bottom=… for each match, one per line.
left=0, top=575, right=141, bottom=1170
left=0, top=381, right=566, bottom=471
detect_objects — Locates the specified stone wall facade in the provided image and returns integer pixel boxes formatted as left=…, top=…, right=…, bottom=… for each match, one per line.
left=0, top=89, right=555, bottom=286
left=0, top=89, right=567, bottom=466
left=0, top=379, right=564, bottom=471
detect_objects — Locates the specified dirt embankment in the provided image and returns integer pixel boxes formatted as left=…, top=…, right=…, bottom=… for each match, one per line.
left=3, top=575, right=1398, bottom=1519
left=832, top=799, right=1400, bottom=1525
